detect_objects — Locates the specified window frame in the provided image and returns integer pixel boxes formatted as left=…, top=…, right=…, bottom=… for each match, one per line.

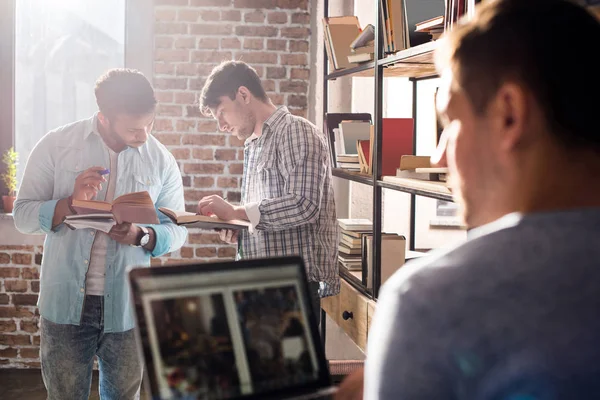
left=0, top=0, right=154, bottom=199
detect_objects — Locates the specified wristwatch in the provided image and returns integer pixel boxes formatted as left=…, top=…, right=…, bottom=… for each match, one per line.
left=136, top=226, right=150, bottom=248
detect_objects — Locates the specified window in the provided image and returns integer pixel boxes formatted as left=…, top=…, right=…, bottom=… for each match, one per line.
left=0, top=0, right=152, bottom=195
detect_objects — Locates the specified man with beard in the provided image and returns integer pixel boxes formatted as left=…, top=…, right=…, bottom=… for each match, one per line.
left=196, top=61, right=340, bottom=320
left=14, top=68, right=187, bottom=399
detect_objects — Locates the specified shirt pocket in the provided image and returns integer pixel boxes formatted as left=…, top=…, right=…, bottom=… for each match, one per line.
left=132, top=174, right=162, bottom=203
left=54, top=152, right=84, bottom=199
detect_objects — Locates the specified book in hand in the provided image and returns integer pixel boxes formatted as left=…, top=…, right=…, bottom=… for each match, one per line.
left=66, top=191, right=160, bottom=232
left=158, top=207, right=251, bottom=231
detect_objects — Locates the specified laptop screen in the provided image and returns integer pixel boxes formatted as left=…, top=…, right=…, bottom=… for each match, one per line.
left=130, top=260, right=326, bottom=400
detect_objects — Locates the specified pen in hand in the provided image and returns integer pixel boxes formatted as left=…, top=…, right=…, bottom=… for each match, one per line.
left=99, top=169, right=110, bottom=176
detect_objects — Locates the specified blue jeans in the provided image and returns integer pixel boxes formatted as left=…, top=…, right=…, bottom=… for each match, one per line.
left=40, top=295, right=143, bottom=400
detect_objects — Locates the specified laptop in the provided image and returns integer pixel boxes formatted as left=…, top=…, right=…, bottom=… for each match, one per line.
left=127, top=256, right=338, bottom=400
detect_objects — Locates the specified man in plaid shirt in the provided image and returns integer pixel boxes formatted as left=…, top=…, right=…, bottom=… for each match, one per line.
left=196, top=61, right=339, bottom=318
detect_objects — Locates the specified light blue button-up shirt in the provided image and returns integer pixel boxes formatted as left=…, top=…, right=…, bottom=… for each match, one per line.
left=14, top=114, right=188, bottom=332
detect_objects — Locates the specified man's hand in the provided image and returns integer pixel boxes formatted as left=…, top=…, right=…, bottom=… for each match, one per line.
left=197, top=195, right=245, bottom=221
left=108, top=222, right=141, bottom=246
left=73, top=166, right=108, bottom=201
left=334, top=367, right=364, bottom=400
left=219, top=229, right=239, bottom=244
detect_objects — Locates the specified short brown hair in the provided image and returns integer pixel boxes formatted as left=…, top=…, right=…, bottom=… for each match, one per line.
left=199, top=61, right=268, bottom=115
left=436, top=0, right=600, bottom=149
left=94, top=68, right=156, bottom=119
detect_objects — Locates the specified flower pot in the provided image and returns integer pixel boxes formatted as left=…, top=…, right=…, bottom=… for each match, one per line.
left=2, top=195, right=16, bottom=213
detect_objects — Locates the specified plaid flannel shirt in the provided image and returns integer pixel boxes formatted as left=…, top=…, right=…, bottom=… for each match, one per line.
left=239, top=106, right=340, bottom=297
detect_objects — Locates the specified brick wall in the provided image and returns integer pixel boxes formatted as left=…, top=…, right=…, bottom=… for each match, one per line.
left=0, top=0, right=312, bottom=369
left=152, top=0, right=311, bottom=266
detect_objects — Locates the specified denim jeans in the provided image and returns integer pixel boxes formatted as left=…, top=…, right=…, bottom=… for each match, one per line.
left=40, top=295, right=143, bottom=400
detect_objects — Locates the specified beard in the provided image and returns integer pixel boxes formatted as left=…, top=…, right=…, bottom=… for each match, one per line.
left=234, top=109, right=257, bottom=140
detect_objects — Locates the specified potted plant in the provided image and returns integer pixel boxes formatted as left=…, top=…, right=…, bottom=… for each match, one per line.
left=2, top=147, right=18, bottom=213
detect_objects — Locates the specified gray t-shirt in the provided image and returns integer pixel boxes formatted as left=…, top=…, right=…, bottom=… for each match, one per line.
left=365, top=209, right=600, bottom=399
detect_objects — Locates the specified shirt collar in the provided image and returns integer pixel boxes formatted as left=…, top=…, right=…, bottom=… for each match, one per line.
left=466, top=212, right=523, bottom=240
left=244, top=106, right=290, bottom=147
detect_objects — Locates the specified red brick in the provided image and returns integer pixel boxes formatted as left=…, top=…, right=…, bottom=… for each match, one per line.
left=253, top=65, right=265, bottom=77
left=192, top=50, right=233, bottom=64
left=174, top=37, right=196, bottom=49
left=0, top=267, right=19, bottom=277
left=32, top=335, right=40, bottom=345
left=236, top=51, right=277, bottom=65
left=270, top=93, right=284, bottom=105
left=192, top=148, right=214, bottom=160
left=198, top=120, right=218, bottom=132
left=155, top=9, right=177, bottom=22
left=155, top=37, right=174, bottom=49
left=291, top=68, right=310, bottom=80
left=31, top=281, right=39, bottom=293
left=292, top=12, right=310, bottom=24
left=194, top=177, right=215, bottom=188
left=155, top=78, right=187, bottom=90
left=288, top=95, right=307, bottom=108
left=267, top=39, right=287, bottom=51
left=154, top=22, right=188, bottom=35
left=171, top=148, right=190, bottom=160
left=221, top=10, right=241, bottom=21
left=215, top=149, right=237, bottom=161
left=154, top=63, right=175, bottom=75
left=238, top=149, right=244, bottom=159
left=176, top=120, right=196, bottom=132
left=190, top=0, right=231, bottom=5
left=0, top=348, right=17, bottom=358
left=200, top=10, right=220, bottom=21
left=243, top=38, right=264, bottom=50
left=183, top=134, right=225, bottom=146
left=267, top=66, right=286, bottom=79
left=0, top=334, right=31, bottom=346
left=20, top=320, right=39, bottom=334
left=235, top=26, right=277, bottom=37
left=24, top=361, right=41, bottom=368
left=19, top=348, right=39, bottom=359
left=280, top=80, right=308, bottom=93
left=0, top=253, right=10, bottom=264
left=12, top=253, right=32, bottom=265
left=156, top=91, right=174, bottom=103
left=189, top=233, right=222, bottom=245
left=0, top=294, right=8, bottom=305
left=218, top=177, right=238, bottom=188
left=182, top=176, right=192, bottom=187
left=280, top=27, right=310, bottom=39
left=234, top=0, right=275, bottom=7
left=244, top=11, right=265, bottom=23
left=184, top=190, right=223, bottom=201
left=280, top=53, right=307, bottom=66
left=289, top=40, right=309, bottom=53
left=0, top=306, right=33, bottom=319
left=175, top=63, right=198, bottom=76
left=20, top=268, right=38, bottom=280
left=180, top=247, right=194, bottom=258
left=175, top=92, right=197, bottom=104
left=229, top=163, right=244, bottom=175
left=155, top=49, right=189, bottom=63
left=185, top=105, right=204, bottom=118
left=262, top=80, right=275, bottom=92
left=218, top=247, right=237, bottom=258
left=157, top=104, right=182, bottom=117
left=198, top=37, right=220, bottom=49
left=277, top=0, right=308, bottom=9
left=0, top=246, right=34, bottom=251
left=153, top=133, right=182, bottom=146
left=154, top=118, right=174, bottom=132
left=191, top=24, right=232, bottom=36
left=195, top=247, right=218, bottom=258
left=177, top=9, right=200, bottom=22
left=221, top=38, right=242, bottom=50
left=13, top=295, right=37, bottom=306
left=4, top=280, right=27, bottom=293
left=155, top=0, right=189, bottom=5
left=183, top=163, right=225, bottom=174
left=34, top=253, right=42, bottom=265
left=267, top=11, right=288, bottom=24
left=0, top=321, right=17, bottom=332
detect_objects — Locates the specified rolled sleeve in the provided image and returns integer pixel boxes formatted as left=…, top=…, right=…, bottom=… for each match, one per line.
left=38, top=200, right=60, bottom=233
left=244, top=201, right=261, bottom=233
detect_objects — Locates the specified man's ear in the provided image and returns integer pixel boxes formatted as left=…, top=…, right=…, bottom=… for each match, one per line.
left=489, top=82, right=529, bottom=152
left=238, top=86, right=251, bottom=104
left=97, top=111, right=109, bottom=128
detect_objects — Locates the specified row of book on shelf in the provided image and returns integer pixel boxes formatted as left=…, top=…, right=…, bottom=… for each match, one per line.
left=323, top=0, right=482, bottom=71
left=337, top=218, right=425, bottom=289
left=325, top=112, right=449, bottom=185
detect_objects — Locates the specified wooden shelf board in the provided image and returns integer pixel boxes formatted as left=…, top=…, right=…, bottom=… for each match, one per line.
left=379, top=176, right=454, bottom=202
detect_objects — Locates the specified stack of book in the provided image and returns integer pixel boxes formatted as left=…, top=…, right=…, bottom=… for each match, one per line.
left=336, top=154, right=361, bottom=171
left=396, top=155, right=448, bottom=182
left=338, top=218, right=372, bottom=271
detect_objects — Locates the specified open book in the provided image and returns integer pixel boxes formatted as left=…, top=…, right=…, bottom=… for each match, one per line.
left=64, top=191, right=160, bottom=232
left=159, top=207, right=251, bottom=230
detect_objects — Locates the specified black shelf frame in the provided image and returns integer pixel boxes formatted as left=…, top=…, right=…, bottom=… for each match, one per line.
left=323, top=1, right=448, bottom=302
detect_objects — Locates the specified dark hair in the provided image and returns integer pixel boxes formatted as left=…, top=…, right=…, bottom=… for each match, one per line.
left=436, top=0, right=600, bottom=149
left=94, top=68, right=156, bottom=119
left=199, top=61, right=268, bottom=115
